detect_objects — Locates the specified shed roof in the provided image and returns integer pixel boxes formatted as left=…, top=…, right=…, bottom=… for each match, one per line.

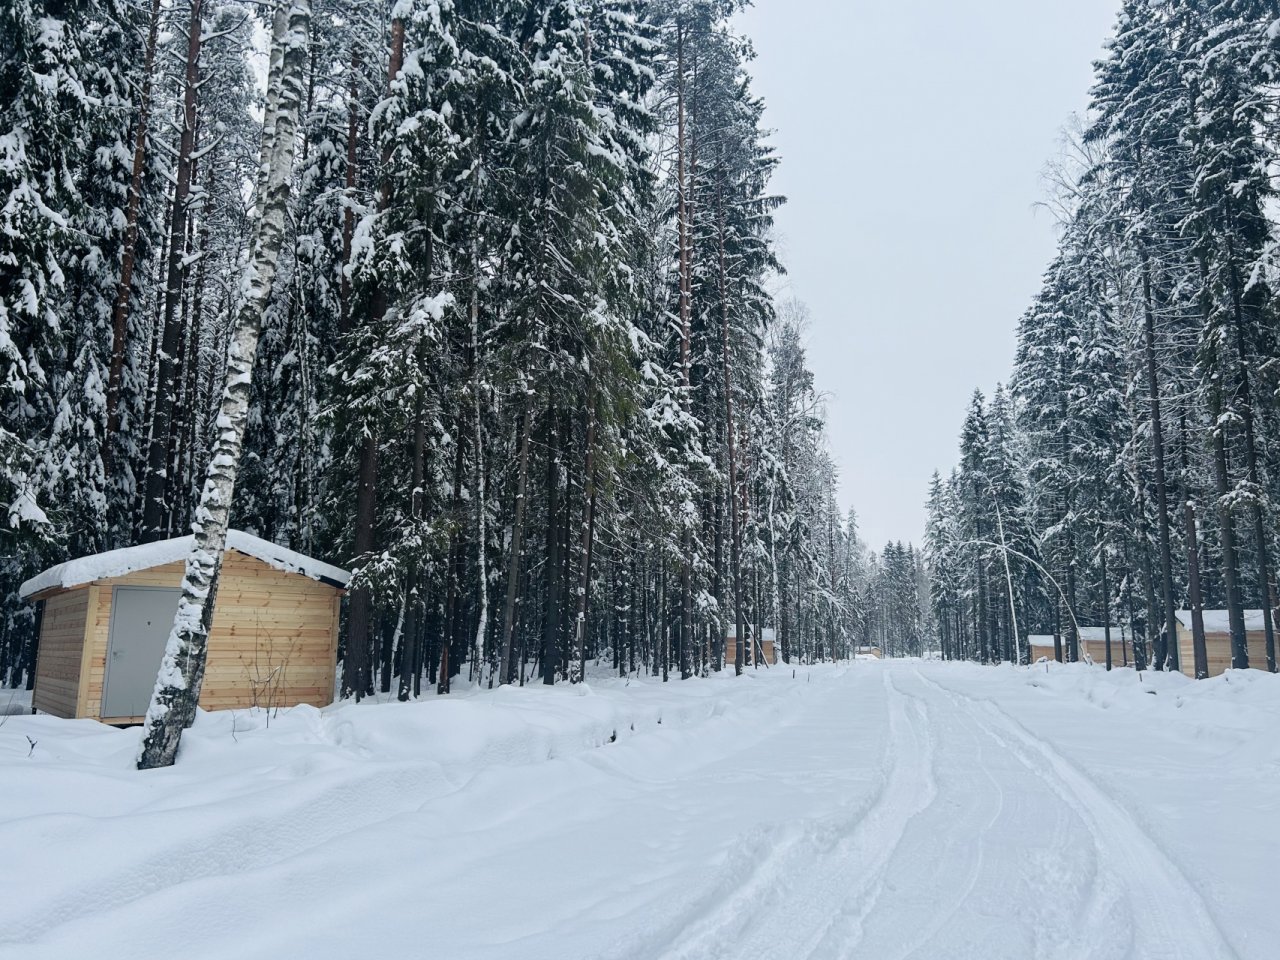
left=1174, top=610, right=1268, bottom=634
left=1076, top=627, right=1126, bottom=642
left=19, top=530, right=349, bottom=600
left=1029, top=628, right=1126, bottom=644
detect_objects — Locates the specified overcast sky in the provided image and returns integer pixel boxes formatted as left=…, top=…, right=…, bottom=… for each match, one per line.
left=735, top=1, right=1122, bottom=551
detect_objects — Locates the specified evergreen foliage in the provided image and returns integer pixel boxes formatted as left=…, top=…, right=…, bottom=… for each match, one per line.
left=1, top=0, right=870, bottom=694
left=926, top=0, right=1280, bottom=673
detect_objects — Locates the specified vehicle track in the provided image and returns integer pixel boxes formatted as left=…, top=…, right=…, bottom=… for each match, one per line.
left=914, top=668, right=1240, bottom=960
left=636, top=669, right=938, bottom=960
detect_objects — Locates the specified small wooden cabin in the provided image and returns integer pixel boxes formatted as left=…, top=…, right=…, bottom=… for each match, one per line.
left=20, top=531, right=348, bottom=724
left=1175, top=609, right=1272, bottom=678
left=855, top=646, right=882, bottom=659
left=725, top=626, right=777, bottom=666
left=1028, top=635, right=1056, bottom=663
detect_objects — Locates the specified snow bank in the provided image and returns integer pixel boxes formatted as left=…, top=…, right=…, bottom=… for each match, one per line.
left=18, top=529, right=348, bottom=599
left=0, top=666, right=838, bottom=960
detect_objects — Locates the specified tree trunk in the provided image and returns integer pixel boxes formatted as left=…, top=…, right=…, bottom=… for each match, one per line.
left=572, top=395, right=598, bottom=683
left=1183, top=497, right=1208, bottom=680
left=105, top=0, right=163, bottom=470
left=440, top=421, right=465, bottom=694
left=1100, top=530, right=1112, bottom=671
left=718, top=187, right=744, bottom=677
left=1140, top=246, right=1180, bottom=670
left=342, top=12, right=406, bottom=698
left=139, top=0, right=205, bottom=541
left=1226, top=252, right=1277, bottom=671
left=137, top=0, right=309, bottom=769
left=1210, top=394, right=1249, bottom=668
left=541, top=414, right=562, bottom=685
left=471, top=280, right=490, bottom=682
left=398, top=384, right=426, bottom=701
left=338, top=45, right=361, bottom=334
left=499, top=398, right=533, bottom=685
left=675, top=19, right=695, bottom=683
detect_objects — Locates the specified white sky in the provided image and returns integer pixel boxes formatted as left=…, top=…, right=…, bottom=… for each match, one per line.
left=736, top=0, right=1122, bottom=550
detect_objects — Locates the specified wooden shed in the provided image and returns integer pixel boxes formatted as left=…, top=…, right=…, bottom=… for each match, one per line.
left=725, top=626, right=777, bottom=666
left=1028, top=634, right=1056, bottom=663
left=1175, top=610, right=1272, bottom=678
left=20, top=531, right=348, bottom=724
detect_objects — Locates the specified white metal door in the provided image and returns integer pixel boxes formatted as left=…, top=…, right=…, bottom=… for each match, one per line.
left=103, top=587, right=181, bottom=719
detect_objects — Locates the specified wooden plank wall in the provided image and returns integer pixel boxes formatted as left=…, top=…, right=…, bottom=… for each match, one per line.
left=32, top=587, right=91, bottom=718
left=76, top=549, right=341, bottom=722
left=1029, top=640, right=1132, bottom=665
left=1176, top=627, right=1270, bottom=678
left=723, top=639, right=777, bottom=666
left=1081, top=639, right=1129, bottom=665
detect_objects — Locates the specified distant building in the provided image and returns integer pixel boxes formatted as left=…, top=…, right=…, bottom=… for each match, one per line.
left=1027, top=627, right=1131, bottom=665
left=725, top=626, right=777, bottom=666
left=1174, top=610, right=1274, bottom=678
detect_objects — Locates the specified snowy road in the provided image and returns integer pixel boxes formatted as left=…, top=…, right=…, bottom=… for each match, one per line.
left=2, top=660, right=1276, bottom=959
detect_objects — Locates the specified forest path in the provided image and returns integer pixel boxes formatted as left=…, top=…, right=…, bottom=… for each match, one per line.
left=2, top=660, right=1273, bottom=960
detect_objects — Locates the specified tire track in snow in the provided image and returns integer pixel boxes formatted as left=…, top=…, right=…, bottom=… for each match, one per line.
left=789, top=669, right=939, bottom=960
left=869, top=666, right=1130, bottom=960
left=624, top=668, right=938, bottom=960
left=851, top=667, right=1012, bottom=960
left=915, top=668, right=1240, bottom=960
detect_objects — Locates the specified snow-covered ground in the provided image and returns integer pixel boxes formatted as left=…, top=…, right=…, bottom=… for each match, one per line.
left=2, top=660, right=1277, bottom=960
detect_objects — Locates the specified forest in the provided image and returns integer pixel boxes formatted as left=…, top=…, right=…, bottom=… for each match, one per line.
left=925, top=0, right=1280, bottom=677
left=0, top=0, right=906, bottom=707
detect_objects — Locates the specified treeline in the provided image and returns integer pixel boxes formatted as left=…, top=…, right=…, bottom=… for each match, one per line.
left=856, top=541, right=928, bottom=659
left=925, top=0, right=1280, bottom=675
left=0, top=0, right=866, bottom=692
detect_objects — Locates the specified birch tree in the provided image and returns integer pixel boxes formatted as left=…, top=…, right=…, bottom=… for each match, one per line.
left=138, top=0, right=310, bottom=769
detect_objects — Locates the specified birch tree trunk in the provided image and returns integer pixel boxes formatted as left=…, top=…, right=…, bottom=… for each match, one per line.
left=137, top=0, right=310, bottom=770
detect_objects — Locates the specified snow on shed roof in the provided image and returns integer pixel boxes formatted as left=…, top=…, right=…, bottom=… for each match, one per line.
left=1029, top=628, right=1126, bottom=643
left=1076, top=627, right=1126, bottom=641
left=1175, top=610, right=1268, bottom=634
left=19, top=530, right=349, bottom=600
